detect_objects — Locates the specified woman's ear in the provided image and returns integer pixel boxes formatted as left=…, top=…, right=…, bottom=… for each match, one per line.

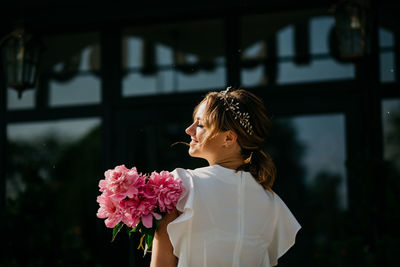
left=224, top=130, right=238, bottom=146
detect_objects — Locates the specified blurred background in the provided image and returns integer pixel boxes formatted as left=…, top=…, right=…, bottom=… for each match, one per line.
left=0, top=1, right=399, bottom=266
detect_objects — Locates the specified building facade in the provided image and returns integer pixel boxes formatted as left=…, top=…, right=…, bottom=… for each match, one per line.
left=1, top=1, right=399, bottom=266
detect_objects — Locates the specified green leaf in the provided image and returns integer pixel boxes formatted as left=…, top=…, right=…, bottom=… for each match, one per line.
left=111, top=222, right=124, bottom=242
left=128, top=227, right=134, bottom=239
left=146, top=233, right=154, bottom=249
left=134, top=221, right=143, bottom=233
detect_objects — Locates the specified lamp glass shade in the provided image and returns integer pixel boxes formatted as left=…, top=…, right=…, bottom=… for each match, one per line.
left=1, top=29, right=42, bottom=96
left=334, top=1, right=368, bottom=59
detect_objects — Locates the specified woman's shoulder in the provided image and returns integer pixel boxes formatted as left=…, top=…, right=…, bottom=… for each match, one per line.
left=172, top=165, right=222, bottom=177
left=263, top=190, right=284, bottom=206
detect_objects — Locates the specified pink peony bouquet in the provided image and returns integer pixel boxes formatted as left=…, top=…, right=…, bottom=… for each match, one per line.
left=96, top=165, right=185, bottom=254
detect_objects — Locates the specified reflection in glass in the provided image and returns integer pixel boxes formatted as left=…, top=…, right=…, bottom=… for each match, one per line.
left=49, top=74, right=101, bottom=107
left=122, top=20, right=226, bottom=97
left=48, top=44, right=101, bottom=107
left=277, top=113, right=347, bottom=209
left=382, top=99, right=400, bottom=171
left=242, top=65, right=264, bottom=87
left=7, top=87, right=35, bottom=110
left=241, top=14, right=356, bottom=87
left=379, top=28, right=396, bottom=83
left=379, top=28, right=394, bottom=48
left=381, top=99, right=400, bottom=267
left=380, top=52, right=396, bottom=83
left=277, top=25, right=295, bottom=57
left=268, top=113, right=347, bottom=266
left=7, top=118, right=100, bottom=142
left=277, top=59, right=355, bottom=84
left=310, top=17, right=334, bottom=55
left=176, top=57, right=225, bottom=91
left=4, top=118, right=103, bottom=265
left=38, top=32, right=102, bottom=107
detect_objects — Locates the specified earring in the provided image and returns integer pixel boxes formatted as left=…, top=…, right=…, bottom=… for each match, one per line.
left=243, top=152, right=253, bottom=164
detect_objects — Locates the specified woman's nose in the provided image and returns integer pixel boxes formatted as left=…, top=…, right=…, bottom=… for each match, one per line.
left=185, top=122, right=196, bottom=136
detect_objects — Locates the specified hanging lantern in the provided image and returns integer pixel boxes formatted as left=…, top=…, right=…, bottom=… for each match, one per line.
left=0, top=28, right=43, bottom=98
left=331, top=0, right=370, bottom=61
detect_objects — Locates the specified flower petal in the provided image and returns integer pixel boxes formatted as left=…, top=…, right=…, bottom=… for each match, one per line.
left=141, top=214, right=153, bottom=228
left=153, top=212, right=162, bottom=220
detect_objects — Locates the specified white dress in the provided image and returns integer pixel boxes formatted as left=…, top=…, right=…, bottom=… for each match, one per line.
left=167, top=165, right=301, bottom=267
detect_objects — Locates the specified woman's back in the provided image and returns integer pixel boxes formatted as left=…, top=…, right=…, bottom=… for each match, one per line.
left=168, top=165, right=300, bottom=267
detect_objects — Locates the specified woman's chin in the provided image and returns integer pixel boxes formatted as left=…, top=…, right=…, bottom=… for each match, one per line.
left=188, top=148, right=200, bottom=158
left=188, top=149, right=196, bottom=157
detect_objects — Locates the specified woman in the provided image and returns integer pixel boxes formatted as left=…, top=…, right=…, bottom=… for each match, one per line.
left=150, top=88, right=301, bottom=267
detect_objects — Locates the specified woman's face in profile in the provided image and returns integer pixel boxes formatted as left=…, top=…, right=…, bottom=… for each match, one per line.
left=185, top=102, right=225, bottom=162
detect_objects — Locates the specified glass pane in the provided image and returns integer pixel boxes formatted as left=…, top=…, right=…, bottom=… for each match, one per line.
left=176, top=57, right=225, bottom=91
left=268, top=113, right=347, bottom=266
left=382, top=99, right=400, bottom=170
left=122, top=19, right=226, bottom=97
left=277, top=25, right=295, bottom=57
left=380, top=51, right=396, bottom=83
left=277, top=59, right=355, bottom=84
left=242, top=64, right=265, bottom=87
left=379, top=28, right=395, bottom=48
left=49, top=74, right=101, bottom=106
left=381, top=98, right=400, bottom=267
left=274, top=114, right=347, bottom=208
left=241, top=13, right=356, bottom=87
left=310, top=16, right=334, bottom=55
left=43, top=32, right=101, bottom=107
left=7, top=118, right=100, bottom=141
left=7, top=87, right=35, bottom=110
left=4, top=118, right=111, bottom=266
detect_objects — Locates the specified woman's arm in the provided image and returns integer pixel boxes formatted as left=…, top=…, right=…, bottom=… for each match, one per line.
left=150, top=209, right=179, bottom=267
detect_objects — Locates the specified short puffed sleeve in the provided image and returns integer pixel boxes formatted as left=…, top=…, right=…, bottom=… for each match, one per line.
left=167, top=168, right=195, bottom=262
left=267, top=194, right=301, bottom=267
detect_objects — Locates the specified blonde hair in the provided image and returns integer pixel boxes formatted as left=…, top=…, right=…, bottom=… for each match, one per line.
left=194, top=89, right=276, bottom=190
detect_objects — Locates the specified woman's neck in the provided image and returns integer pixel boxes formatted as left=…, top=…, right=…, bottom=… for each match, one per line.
left=209, top=156, right=243, bottom=170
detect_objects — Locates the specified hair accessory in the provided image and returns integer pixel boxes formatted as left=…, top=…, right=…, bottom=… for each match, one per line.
left=219, top=87, right=254, bottom=135
left=243, top=152, right=253, bottom=164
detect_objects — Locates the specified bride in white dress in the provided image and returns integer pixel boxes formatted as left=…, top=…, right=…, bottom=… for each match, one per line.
left=150, top=88, right=301, bottom=267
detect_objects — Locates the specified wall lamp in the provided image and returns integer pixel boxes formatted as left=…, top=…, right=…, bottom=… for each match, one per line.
left=0, top=28, right=43, bottom=98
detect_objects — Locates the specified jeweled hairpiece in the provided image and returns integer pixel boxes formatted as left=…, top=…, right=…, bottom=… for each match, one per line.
left=219, top=87, right=254, bottom=135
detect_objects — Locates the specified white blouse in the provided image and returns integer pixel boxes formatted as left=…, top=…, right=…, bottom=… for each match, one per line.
left=167, top=165, right=301, bottom=267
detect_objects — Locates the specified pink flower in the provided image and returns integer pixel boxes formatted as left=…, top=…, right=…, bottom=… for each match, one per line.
left=121, top=195, right=161, bottom=228
left=119, top=198, right=141, bottom=228
left=147, top=171, right=185, bottom=213
left=97, top=166, right=185, bottom=233
left=96, top=194, right=124, bottom=228
left=100, top=165, right=145, bottom=201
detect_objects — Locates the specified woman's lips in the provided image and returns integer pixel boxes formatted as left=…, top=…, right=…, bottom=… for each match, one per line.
left=190, top=139, right=198, bottom=145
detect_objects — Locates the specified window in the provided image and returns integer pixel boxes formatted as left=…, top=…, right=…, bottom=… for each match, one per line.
left=122, top=19, right=226, bottom=96
left=382, top=98, right=400, bottom=171
left=379, top=28, right=396, bottom=83
left=241, top=14, right=356, bottom=87
left=7, top=88, right=35, bottom=110
left=268, top=113, right=348, bottom=266
left=46, top=32, right=101, bottom=107
left=5, top=118, right=101, bottom=265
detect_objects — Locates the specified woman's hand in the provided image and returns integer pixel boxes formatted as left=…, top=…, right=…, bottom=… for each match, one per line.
left=150, top=209, right=179, bottom=267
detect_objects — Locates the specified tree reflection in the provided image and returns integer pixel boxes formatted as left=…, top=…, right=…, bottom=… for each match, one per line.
left=2, top=127, right=102, bottom=266
left=381, top=106, right=400, bottom=267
